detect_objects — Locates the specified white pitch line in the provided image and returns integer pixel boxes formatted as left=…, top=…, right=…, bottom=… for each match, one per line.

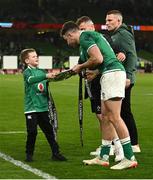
left=0, top=131, right=26, bottom=134
left=145, top=93, right=153, bottom=96
left=0, top=151, right=57, bottom=179
left=0, top=130, right=41, bottom=135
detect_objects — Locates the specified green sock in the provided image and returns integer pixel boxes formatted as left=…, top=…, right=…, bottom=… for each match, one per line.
left=100, top=145, right=110, bottom=161
left=121, top=137, right=134, bottom=160
left=100, top=139, right=112, bottom=161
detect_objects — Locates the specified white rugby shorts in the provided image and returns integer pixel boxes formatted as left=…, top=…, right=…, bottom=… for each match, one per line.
left=100, top=70, right=126, bottom=101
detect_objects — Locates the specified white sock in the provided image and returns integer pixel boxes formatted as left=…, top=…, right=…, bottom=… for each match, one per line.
left=113, top=138, right=122, bottom=149
left=120, top=136, right=131, bottom=145
left=102, top=139, right=112, bottom=147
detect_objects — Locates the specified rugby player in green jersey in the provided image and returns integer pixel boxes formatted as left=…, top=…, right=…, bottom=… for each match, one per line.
left=20, top=48, right=67, bottom=162
left=60, top=21, right=138, bottom=169
left=76, top=16, right=125, bottom=162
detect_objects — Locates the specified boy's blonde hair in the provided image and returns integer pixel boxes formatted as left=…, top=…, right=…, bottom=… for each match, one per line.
left=20, top=48, right=36, bottom=64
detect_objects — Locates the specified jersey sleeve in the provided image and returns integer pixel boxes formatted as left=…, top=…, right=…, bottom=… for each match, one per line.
left=23, top=69, right=47, bottom=84
left=80, top=32, right=97, bottom=54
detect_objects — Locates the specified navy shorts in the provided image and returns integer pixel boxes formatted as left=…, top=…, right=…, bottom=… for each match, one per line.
left=85, top=75, right=101, bottom=114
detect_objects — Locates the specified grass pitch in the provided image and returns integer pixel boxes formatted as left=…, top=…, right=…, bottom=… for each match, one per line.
left=0, top=73, right=153, bottom=179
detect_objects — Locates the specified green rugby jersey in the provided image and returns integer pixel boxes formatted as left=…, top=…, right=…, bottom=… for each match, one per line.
left=79, top=31, right=125, bottom=74
left=23, top=66, right=49, bottom=114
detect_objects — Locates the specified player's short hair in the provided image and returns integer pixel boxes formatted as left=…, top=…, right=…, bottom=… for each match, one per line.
left=20, top=48, right=36, bottom=64
left=60, top=21, right=79, bottom=37
left=107, top=10, right=123, bottom=22
left=76, top=16, right=93, bottom=26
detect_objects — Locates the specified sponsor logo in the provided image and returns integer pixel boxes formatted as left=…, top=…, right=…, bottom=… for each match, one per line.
left=97, top=106, right=101, bottom=112
left=38, top=83, right=44, bottom=92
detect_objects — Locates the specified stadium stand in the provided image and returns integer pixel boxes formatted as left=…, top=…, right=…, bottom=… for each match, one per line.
left=0, top=0, right=153, bottom=24
left=0, top=0, right=153, bottom=70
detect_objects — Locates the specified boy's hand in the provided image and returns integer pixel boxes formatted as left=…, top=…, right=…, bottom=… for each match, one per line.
left=46, top=73, right=56, bottom=79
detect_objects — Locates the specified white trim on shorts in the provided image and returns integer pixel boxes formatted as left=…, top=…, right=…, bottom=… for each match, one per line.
left=100, top=70, right=126, bottom=101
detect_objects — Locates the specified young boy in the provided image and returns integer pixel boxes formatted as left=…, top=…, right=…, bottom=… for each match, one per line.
left=20, top=48, right=67, bottom=162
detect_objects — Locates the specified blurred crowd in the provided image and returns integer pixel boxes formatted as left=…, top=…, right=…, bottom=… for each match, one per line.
left=0, top=0, right=153, bottom=67
left=0, top=0, right=153, bottom=24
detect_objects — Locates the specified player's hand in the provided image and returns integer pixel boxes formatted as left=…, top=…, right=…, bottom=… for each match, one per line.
left=72, top=64, right=82, bottom=74
left=116, top=52, right=126, bottom=62
left=86, top=70, right=98, bottom=81
left=46, top=73, right=56, bottom=79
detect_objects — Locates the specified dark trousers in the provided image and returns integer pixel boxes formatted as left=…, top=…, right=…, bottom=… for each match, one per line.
left=121, top=84, right=138, bottom=145
left=25, top=112, right=59, bottom=156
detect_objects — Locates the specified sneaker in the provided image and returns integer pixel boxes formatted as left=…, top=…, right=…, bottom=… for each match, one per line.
left=83, top=157, right=109, bottom=167
left=132, top=145, right=141, bottom=153
left=52, top=153, right=67, bottom=161
left=25, top=154, right=33, bottom=162
left=90, top=145, right=124, bottom=162
left=90, top=146, right=101, bottom=156
left=110, top=158, right=138, bottom=170
left=114, top=146, right=124, bottom=162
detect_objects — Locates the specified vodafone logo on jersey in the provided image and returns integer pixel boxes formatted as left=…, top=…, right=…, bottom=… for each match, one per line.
left=38, top=83, right=44, bottom=92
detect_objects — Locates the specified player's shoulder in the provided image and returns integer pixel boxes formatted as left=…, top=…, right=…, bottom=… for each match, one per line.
left=80, top=31, right=98, bottom=42
left=81, top=30, right=97, bottom=37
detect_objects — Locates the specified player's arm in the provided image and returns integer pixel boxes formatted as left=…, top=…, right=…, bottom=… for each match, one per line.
left=72, top=45, right=103, bottom=73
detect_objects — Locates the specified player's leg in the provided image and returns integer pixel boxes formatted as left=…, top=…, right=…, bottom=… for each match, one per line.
left=90, top=111, right=124, bottom=161
left=101, top=71, right=137, bottom=169
left=83, top=101, right=120, bottom=166
left=99, top=101, right=115, bottom=161
left=104, top=99, right=137, bottom=169
left=83, top=98, right=124, bottom=166
left=25, top=113, right=38, bottom=162
left=100, top=70, right=137, bottom=169
left=105, top=99, right=133, bottom=157
left=89, top=75, right=123, bottom=161
left=100, top=102, right=124, bottom=162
